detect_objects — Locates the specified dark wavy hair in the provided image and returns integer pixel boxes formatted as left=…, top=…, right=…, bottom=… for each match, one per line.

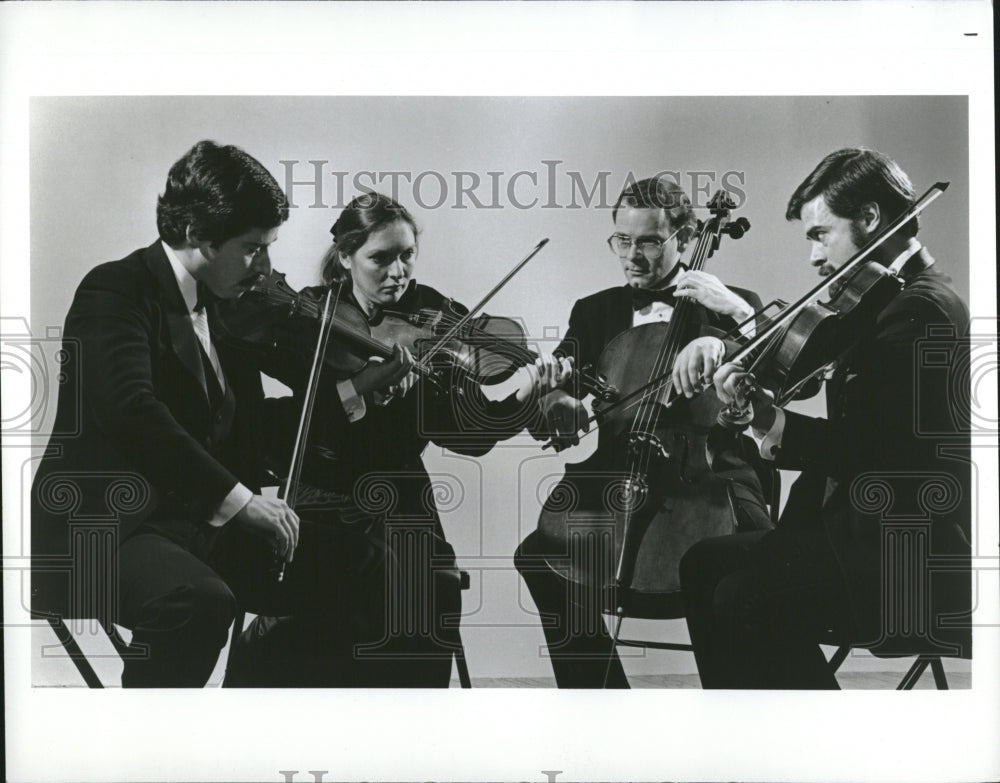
left=611, top=175, right=698, bottom=245
left=321, top=192, right=420, bottom=285
left=786, top=148, right=918, bottom=238
left=156, top=140, right=289, bottom=247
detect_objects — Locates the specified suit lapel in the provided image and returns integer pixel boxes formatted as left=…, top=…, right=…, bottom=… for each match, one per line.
left=610, top=286, right=635, bottom=338
left=144, top=242, right=211, bottom=405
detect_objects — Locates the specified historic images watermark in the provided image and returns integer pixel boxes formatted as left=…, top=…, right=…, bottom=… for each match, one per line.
left=279, top=160, right=748, bottom=211
left=278, top=771, right=565, bottom=782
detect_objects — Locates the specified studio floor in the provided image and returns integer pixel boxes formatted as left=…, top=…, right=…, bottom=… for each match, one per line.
left=29, top=618, right=971, bottom=689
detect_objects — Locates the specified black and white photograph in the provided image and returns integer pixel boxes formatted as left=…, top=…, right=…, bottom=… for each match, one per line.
left=2, top=3, right=997, bottom=782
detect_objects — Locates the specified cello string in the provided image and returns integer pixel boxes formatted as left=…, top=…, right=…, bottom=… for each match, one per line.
left=628, top=220, right=708, bottom=485
left=631, top=211, right=718, bottom=481
left=616, top=219, right=713, bottom=571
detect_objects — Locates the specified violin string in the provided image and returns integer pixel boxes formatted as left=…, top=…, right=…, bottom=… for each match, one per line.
left=426, top=309, right=615, bottom=394
left=382, top=306, right=617, bottom=397
left=410, top=308, right=540, bottom=363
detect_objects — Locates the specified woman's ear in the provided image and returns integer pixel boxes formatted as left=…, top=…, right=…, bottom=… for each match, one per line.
left=338, top=250, right=352, bottom=271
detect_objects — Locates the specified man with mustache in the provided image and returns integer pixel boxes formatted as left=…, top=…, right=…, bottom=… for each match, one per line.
left=680, top=148, right=971, bottom=688
left=515, top=174, right=773, bottom=687
left=31, top=140, right=410, bottom=686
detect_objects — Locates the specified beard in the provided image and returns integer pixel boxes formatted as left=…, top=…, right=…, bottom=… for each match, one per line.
left=849, top=219, right=870, bottom=251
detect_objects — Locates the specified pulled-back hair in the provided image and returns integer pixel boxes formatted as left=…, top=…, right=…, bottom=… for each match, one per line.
left=321, top=192, right=420, bottom=285
left=786, top=148, right=918, bottom=238
left=156, top=140, right=289, bottom=247
left=611, top=175, right=698, bottom=244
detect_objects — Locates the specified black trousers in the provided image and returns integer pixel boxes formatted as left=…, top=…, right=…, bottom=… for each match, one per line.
left=515, top=481, right=773, bottom=688
left=515, top=529, right=630, bottom=688
left=679, top=526, right=854, bottom=689
left=115, top=514, right=391, bottom=688
left=218, top=505, right=463, bottom=689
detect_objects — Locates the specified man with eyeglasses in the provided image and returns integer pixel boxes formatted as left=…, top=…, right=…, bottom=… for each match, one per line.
left=514, top=175, right=773, bottom=687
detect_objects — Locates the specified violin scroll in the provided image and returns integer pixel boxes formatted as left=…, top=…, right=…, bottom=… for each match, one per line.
left=716, top=373, right=757, bottom=430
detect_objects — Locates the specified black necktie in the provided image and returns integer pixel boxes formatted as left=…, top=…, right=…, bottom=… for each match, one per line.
left=194, top=281, right=211, bottom=313
left=631, top=286, right=677, bottom=311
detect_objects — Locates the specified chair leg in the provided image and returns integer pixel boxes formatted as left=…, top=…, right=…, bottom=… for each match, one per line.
left=897, top=656, right=931, bottom=690
left=101, top=621, right=131, bottom=657
left=46, top=617, right=103, bottom=689
left=602, top=614, right=625, bottom=688
left=828, top=645, right=851, bottom=674
left=224, top=610, right=247, bottom=669
left=930, top=657, right=949, bottom=690
left=454, top=630, right=472, bottom=689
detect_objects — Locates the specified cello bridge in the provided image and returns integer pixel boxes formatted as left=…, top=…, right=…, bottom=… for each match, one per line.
left=627, top=431, right=670, bottom=461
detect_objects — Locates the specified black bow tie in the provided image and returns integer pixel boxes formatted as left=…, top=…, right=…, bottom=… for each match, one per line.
left=631, top=286, right=677, bottom=311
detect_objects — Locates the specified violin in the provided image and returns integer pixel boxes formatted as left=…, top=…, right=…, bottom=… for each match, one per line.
left=717, top=181, right=949, bottom=424
left=368, top=237, right=613, bottom=398
left=209, top=270, right=445, bottom=392
left=373, top=301, right=533, bottom=386
left=535, top=189, right=751, bottom=609
left=213, top=238, right=617, bottom=404
left=373, top=301, right=616, bottom=399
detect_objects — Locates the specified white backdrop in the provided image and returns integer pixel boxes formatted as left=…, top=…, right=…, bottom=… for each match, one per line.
left=28, top=95, right=971, bottom=680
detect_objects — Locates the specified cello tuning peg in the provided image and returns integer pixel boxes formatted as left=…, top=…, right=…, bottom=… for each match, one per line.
left=725, top=217, right=751, bottom=239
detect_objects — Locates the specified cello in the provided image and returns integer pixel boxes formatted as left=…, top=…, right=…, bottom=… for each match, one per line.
left=535, top=190, right=753, bottom=618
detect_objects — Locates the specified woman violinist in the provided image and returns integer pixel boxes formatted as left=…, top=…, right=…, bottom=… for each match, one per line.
left=515, top=174, right=774, bottom=688
left=680, top=148, right=971, bottom=689
left=237, top=191, right=563, bottom=687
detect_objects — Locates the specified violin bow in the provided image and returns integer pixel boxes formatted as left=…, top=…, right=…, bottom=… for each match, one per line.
left=725, top=181, right=949, bottom=371
left=597, top=180, right=952, bottom=425
left=418, top=238, right=549, bottom=366
left=275, top=286, right=338, bottom=581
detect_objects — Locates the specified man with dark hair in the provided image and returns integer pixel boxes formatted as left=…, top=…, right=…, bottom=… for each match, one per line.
left=31, top=140, right=410, bottom=687
left=679, top=148, right=971, bottom=688
left=514, top=174, right=772, bottom=687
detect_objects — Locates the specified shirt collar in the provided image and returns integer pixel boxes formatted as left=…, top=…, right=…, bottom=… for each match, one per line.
left=162, top=241, right=199, bottom=313
left=888, top=238, right=935, bottom=280
left=647, top=262, right=686, bottom=292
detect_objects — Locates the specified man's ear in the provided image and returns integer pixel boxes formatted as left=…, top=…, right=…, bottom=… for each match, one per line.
left=858, top=202, right=881, bottom=233
left=676, top=228, right=691, bottom=253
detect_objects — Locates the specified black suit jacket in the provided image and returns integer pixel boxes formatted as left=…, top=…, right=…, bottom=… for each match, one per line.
left=553, top=283, right=763, bottom=391
left=775, top=250, right=971, bottom=651
left=549, top=282, right=772, bottom=522
left=32, top=242, right=265, bottom=608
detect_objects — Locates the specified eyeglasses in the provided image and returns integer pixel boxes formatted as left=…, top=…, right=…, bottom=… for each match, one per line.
left=606, top=228, right=681, bottom=261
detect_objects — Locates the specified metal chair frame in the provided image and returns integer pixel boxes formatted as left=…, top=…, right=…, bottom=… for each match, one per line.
left=829, top=645, right=951, bottom=690
left=604, top=465, right=782, bottom=685
left=37, top=614, right=133, bottom=689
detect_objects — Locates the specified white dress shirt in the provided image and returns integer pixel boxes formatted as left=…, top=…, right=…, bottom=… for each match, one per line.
left=162, top=242, right=252, bottom=526
left=632, top=299, right=675, bottom=326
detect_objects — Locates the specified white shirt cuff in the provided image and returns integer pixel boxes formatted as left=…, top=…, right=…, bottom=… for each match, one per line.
left=337, top=379, right=367, bottom=422
left=734, top=301, right=757, bottom=340
left=209, top=483, right=253, bottom=527
left=737, top=317, right=757, bottom=340
left=752, top=407, right=785, bottom=461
